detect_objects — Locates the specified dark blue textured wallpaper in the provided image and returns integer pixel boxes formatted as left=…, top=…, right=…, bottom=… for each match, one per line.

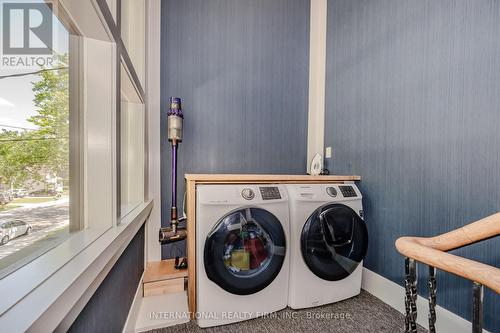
left=69, top=225, right=145, bottom=333
left=160, top=0, right=310, bottom=258
left=325, top=0, right=500, bottom=331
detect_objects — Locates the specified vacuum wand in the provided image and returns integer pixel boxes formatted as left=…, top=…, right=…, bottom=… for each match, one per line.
left=171, top=141, right=178, bottom=229
left=159, top=97, right=188, bottom=244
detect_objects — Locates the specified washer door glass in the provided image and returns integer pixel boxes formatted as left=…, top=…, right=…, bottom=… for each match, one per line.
left=204, top=207, right=286, bottom=295
left=301, top=204, right=368, bottom=281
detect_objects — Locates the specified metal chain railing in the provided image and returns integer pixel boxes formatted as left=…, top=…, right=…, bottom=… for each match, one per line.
left=428, top=266, right=437, bottom=333
left=404, top=258, right=418, bottom=333
left=472, top=282, right=484, bottom=333
left=397, top=213, right=499, bottom=333
left=403, top=259, right=485, bottom=333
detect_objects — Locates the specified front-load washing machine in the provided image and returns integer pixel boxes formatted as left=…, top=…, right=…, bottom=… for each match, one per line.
left=286, top=184, right=368, bottom=309
left=196, top=184, right=289, bottom=327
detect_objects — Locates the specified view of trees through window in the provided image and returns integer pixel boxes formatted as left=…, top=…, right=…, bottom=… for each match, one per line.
left=0, top=14, right=70, bottom=274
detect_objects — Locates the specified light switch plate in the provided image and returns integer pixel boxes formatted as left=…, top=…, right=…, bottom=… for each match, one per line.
left=325, top=146, right=332, bottom=158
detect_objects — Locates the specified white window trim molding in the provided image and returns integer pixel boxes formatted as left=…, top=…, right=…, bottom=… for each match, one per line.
left=145, top=0, right=162, bottom=262
left=307, top=0, right=327, bottom=173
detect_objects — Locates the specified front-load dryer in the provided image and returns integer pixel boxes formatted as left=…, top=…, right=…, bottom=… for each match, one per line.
left=286, top=184, right=368, bottom=309
left=196, top=184, right=289, bottom=327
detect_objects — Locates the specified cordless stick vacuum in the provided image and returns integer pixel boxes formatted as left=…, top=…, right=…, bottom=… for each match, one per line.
left=159, top=97, right=188, bottom=244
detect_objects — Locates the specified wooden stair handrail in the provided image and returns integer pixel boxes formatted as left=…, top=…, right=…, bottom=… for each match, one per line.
left=395, top=212, right=500, bottom=294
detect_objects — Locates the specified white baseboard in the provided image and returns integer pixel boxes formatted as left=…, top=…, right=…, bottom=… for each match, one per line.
left=123, top=273, right=144, bottom=333
left=361, top=268, right=489, bottom=333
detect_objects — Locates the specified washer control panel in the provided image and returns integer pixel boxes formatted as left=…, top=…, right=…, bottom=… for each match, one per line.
left=339, top=185, right=357, bottom=198
left=241, top=188, right=255, bottom=200
left=259, top=187, right=281, bottom=200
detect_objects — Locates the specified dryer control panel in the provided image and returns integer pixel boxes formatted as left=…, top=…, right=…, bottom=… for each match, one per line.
left=339, top=185, right=358, bottom=198
left=259, top=187, right=282, bottom=200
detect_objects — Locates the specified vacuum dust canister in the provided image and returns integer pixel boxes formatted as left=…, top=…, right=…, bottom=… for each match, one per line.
left=167, top=97, right=183, bottom=142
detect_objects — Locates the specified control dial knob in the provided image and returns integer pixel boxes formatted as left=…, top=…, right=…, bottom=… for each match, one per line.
left=241, top=188, right=255, bottom=200
left=326, top=187, right=337, bottom=197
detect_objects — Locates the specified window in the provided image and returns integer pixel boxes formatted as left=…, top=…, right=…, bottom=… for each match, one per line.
left=121, top=0, right=145, bottom=85
left=0, top=0, right=150, bottom=330
left=0, top=5, right=78, bottom=277
left=120, top=65, right=145, bottom=217
left=119, top=0, right=146, bottom=218
left=106, top=0, right=117, bottom=22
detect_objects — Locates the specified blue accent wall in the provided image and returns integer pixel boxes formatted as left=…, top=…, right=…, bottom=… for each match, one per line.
left=160, top=0, right=310, bottom=258
left=325, top=1, right=500, bottom=330
left=69, top=225, right=145, bottom=333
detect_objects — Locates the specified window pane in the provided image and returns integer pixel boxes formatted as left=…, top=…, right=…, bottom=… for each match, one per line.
left=121, top=0, right=145, bottom=85
left=106, top=0, right=117, bottom=22
left=0, top=6, right=73, bottom=276
left=120, top=66, right=144, bottom=217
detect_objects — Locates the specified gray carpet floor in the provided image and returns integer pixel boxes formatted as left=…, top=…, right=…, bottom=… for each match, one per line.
left=148, top=291, right=426, bottom=333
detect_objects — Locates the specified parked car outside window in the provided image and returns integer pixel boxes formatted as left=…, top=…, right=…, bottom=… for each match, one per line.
left=0, top=220, right=32, bottom=245
left=0, top=193, right=10, bottom=205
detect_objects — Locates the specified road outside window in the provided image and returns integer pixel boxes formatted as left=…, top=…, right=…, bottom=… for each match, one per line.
left=0, top=1, right=74, bottom=276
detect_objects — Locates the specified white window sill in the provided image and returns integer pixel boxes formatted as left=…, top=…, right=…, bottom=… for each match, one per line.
left=0, top=200, right=153, bottom=333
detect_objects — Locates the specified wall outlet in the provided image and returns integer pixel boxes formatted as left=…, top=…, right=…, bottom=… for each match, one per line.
left=325, top=146, right=332, bottom=158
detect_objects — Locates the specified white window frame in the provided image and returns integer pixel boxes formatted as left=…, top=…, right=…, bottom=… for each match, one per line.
left=120, top=64, right=146, bottom=218
left=0, top=1, right=151, bottom=331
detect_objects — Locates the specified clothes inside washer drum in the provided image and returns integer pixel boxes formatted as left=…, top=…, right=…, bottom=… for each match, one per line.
left=204, top=207, right=286, bottom=295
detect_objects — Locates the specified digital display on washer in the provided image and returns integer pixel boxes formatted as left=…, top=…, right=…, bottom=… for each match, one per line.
left=339, top=185, right=357, bottom=198
left=259, top=187, right=281, bottom=200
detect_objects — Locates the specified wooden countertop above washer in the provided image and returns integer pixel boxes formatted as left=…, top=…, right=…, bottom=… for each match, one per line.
left=185, top=174, right=361, bottom=183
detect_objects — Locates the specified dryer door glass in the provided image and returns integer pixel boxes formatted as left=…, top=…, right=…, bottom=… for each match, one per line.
left=301, top=203, right=368, bottom=281
left=204, top=207, right=286, bottom=295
